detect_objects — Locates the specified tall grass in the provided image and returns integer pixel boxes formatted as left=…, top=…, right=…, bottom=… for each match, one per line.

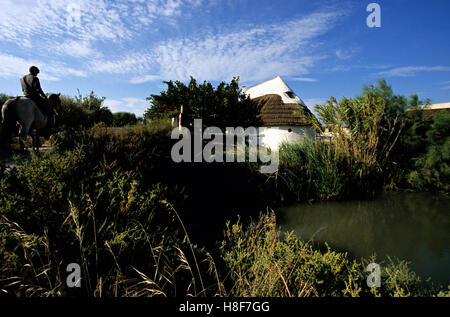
left=276, top=85, right=405, bottom=201
left=0, top=137, right=216, bottom=297
left=1, top=118, right=448, bottom=297
left=279, top=140, right=345, bottom=201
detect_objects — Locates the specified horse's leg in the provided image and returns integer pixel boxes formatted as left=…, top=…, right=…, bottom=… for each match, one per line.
left=31, top=130, right=40, bottom=153
left=31, top=129, right=36, bottom=152
left=0, top=124, right=6, bottom=151
left=0, top=120, right=12, bottom=153
left=31, top=135, right=36, bottom=152
left=19, top=121, right=32, bottom=153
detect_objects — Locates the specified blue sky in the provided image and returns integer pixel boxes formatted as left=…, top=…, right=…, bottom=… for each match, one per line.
left=0, top=0, right=449, bottom=116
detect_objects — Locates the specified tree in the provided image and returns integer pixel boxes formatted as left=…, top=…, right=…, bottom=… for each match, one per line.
left=407, top=113, right=450, bottom=191
left=58, top=91, right=115, bottom=130
left=144, top=77, right=261, bottom=129
left=58, top=95, right=92, bottom=129
left=112, top=112, right=138, bottom=127
left=75, top=90, right=113, bottom=126
left=314, top=79, right=406, bottom=190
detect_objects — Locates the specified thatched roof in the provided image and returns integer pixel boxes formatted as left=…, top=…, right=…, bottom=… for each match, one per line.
left=414, top=103, right=450, bottom=119
left=254, top=94, right=316, bottom=127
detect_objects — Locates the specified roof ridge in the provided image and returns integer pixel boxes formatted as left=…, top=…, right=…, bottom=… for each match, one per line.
left=245, top=76, right=285, bottom=90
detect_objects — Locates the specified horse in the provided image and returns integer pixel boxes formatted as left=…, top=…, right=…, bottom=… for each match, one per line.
left=0, top=94, right=61, bottom=152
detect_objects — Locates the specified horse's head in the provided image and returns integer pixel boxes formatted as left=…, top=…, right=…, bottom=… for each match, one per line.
left=48, top=93, right=62, bottom=115
left=47, top=93, right=62, bottom=129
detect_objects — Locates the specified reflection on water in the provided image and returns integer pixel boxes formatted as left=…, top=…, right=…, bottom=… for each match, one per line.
left=278, top=192, right=450, bottom=285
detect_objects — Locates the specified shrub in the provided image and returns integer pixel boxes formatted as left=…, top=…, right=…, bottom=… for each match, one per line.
left=219, top=213, right=448, bottom=297
left=278, top=141, right=346, bottom=201
left=406, top=113, right=450, bottom=192
left=58, top=95, right=92, bottom=130
left=313, top=81, right=405, bottom=197
left=0, top=146, right=210, bottom=296
left=112, top=112, right=138, bottom=127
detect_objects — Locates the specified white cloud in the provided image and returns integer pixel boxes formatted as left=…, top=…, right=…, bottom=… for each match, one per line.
left=0, top=53, right=87, bottom=81
left=57, top=40, right=98, bottom=58
left=129, top=74, right=161, bottom=84
left=336, top=49, right=354, bottom=60
left=0, top=54, right=43, bottom=79
left=441, top=80, right=450, bottom=89
left=1, top=3, right=344, bottom=85
left=290, top=77, right=318, bottom=82
left=303, top=98, right=327, bottom=108
left=379, top=66, right=450, bottom=77
left=98, top=10, right=344, bottom=83
left=303, top=98, right=327, bottom=115
left=90, top=52, right=155, bottom=74
left=0, top=0, right=203, bottom=52
left=103, top=97, right=149, bottom=116
left=153, top=11, right=339, bottom=82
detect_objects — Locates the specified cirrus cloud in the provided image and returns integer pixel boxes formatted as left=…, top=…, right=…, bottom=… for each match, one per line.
left=89, top=9, right=346, bottom=83
left=378, top=66, right=450, bottom=77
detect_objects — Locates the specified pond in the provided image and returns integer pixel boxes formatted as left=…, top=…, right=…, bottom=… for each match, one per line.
left=278, top=192, right=450, bottom=286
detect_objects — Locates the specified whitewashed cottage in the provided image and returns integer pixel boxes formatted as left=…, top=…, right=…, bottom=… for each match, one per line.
left=243, top=76, right=317, bottom=150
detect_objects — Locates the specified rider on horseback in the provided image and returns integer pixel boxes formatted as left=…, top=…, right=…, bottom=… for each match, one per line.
left=20, top=66, right=48, bottom=115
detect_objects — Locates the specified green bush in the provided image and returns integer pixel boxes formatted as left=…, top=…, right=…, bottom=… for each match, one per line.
left=220, top=213, right=448, bottom=297
left=406, top=113, right=450, bottom=192
left=111, top=112, right=138, bottom=127
left=2, top=101, right=448, bottom=297
left=58, top=95, right=92, bottom=130
left=278, top=141, right=346, bottom=202
left=0, top=129, right=210, bottom=296
left=144, top=77, right=261, bottom=129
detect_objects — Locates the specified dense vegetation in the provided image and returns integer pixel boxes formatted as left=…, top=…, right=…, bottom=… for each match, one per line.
left=57, top=91, right=143, bottom=129
left=1, top=123, right=448, bottom=297
left=144, top=77, right=261, bottom=129
left=0, top=79, right=448, bottom=297
left=276, top=80, right=449, bottom=203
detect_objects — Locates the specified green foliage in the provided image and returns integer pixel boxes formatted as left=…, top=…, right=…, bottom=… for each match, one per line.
left=57, top=92, right=141, bottom=131
left=52, top=122, right=175, bottom=183
left=0, top=138, right=209, bottom=296
left=1, top=116, right=447, bottom=297
left=405, top=113, right=450, bottom=191
left=220, top=213, right=446, bottom=297
left=310, top=79, right=449, bottom=196
left=0, top=94, right=10, bottom=108
left=58, top=95, right=92, bottom=129
left=273, top=80, right=409, bottom=202
left=315, top=80, right=404, bottom=191
left=278, top=141, right=346, bottom=201
left=1, top=77, right=448, bottom=297
left=75, top=90, right=113, bottom=126
left=144, top=77, right=261, bottom=129
left=112, top=112, right=138, bottom=127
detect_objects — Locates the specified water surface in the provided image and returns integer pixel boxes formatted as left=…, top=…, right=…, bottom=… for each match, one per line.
left=278, top=192, right=450, bottom=286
